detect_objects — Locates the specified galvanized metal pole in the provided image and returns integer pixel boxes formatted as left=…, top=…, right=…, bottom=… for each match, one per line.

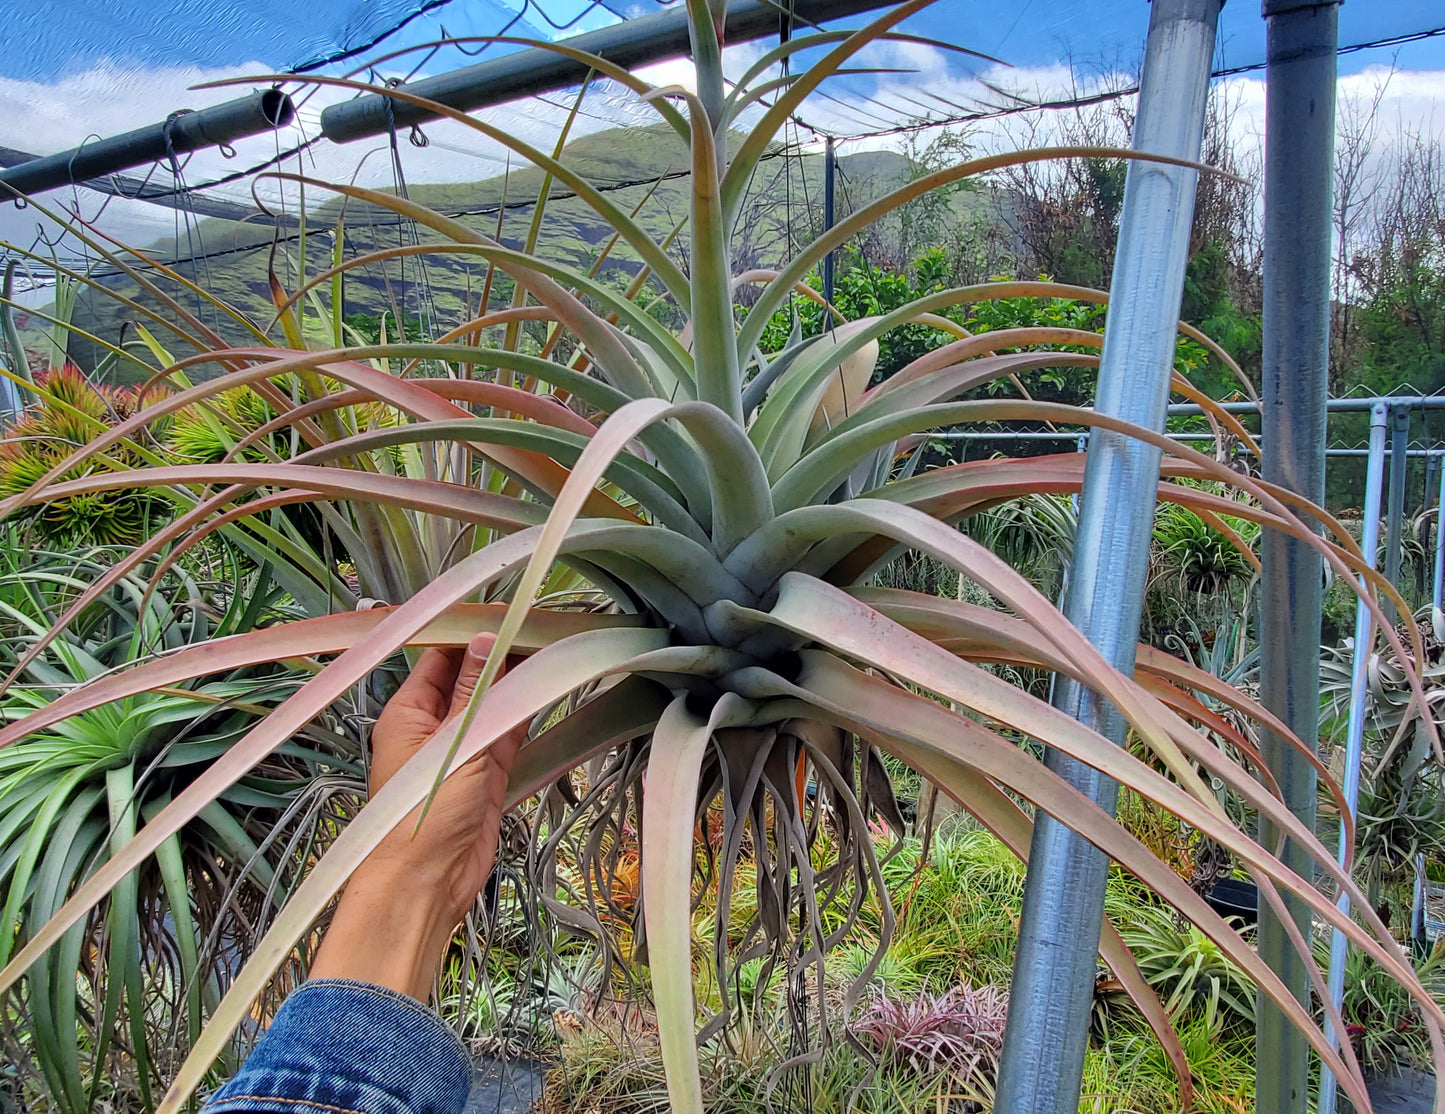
left=993, top=4, right=1221, bottom=1111
left=1317, top=401, right=1387, bottom=1114
left=1413, top=853, right=1428, bottom=948
left=1427, top=449, right=1441, bottom=599
left=1257, top=0, right=1338, bottom=1107
left=0, top=373, right=21, bottom=422
left=1385, top=403, right=1411, bottom=606
left=1433, top=452, right=1445, bottom=611
left=823, top=136, right=837, bottom=326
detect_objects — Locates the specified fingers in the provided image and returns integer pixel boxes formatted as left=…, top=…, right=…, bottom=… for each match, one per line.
left=446, top=632, right=501, bottom=721
left=389, top=646, right=464, bottom=726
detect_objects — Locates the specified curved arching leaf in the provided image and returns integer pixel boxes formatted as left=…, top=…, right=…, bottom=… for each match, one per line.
left=153, top=640, right=745, bottom=1114
left=641, top=693, right=757, bottom=1114
left=877, top=734, right=1195, bottom=1108
left=726, top=656, right=1381, bottom=1112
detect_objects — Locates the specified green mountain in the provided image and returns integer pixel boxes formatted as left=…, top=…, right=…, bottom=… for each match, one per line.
left=68, top=124, right=998, bottom=379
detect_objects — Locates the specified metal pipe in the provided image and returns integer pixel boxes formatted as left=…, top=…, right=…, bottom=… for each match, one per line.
left=1317, top=401, right=1387, bottom=1114
left=823, top=136, right=837, bottom=326
left=319, top=0, right=894, bottom=144
left=0, top=90, right=295, bottom=199
left=0, top=372, right=20, bottom=422
left=1385, top=403, right=1411, bottom=608
left=930, top=430, right=1445, bottom=457
left=1427, top=447, right=1439, bottom=615
left=0, top=144, right=290, bottom=222
left=1167, top=394, right=1445, bottom=416
left=1414, top=852, right=1428, bottom=949
left=1257, top=0, right=1338, bottom=1106
left=993, top=4, right=1221, bottom=1112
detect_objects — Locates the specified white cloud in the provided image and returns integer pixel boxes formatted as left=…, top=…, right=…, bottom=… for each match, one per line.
left=0, top=57, right=679, bottom=263
left=1, top=46, right=1443, bottom=284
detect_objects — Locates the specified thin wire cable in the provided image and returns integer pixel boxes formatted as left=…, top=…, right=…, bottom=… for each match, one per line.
left=162, top=114, right=221, bottom=329
left=12, top=141, right=809, bottom=283
left=792, top=21, right=1445, bottom=142
left=290, top=0, right=464, bottom=74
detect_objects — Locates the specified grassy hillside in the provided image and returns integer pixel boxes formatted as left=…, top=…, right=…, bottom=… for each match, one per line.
left=66, top=124, right=1000, bottom=380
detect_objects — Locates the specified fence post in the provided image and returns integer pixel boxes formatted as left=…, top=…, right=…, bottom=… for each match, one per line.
left=1257, top=0, right=1339, bottom=1107
left=822, top=136, right=836, bottom=326
left=1384, top=403, right=1411, bottom=609
left=1427, top=447, right=1439, bottom=615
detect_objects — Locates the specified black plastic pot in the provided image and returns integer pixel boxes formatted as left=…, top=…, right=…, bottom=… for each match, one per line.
left=1205, top=878, right=1258, bottom=925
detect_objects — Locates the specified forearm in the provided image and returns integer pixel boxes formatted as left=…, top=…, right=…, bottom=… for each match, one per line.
left=308, top=862, right=460, bottom=1001
left=201, top=638, right=520, bottom=1114
left=200, top=862, right=474, bottom=1114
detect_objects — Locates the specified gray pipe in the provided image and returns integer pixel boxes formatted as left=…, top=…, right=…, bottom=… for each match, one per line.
left=0, top=144, right=292, bottom=223
left=1414, top=852, right=1428, bottom=949
left=992, top=3, right=1220, bottom=1112
left=1256, top=0, right=1339, bottom=1107
left=1385, top=404, right=1411, bottom=619
left=1170, top=395, right=1445, bottom=415
left=823, top=136, right=837, bottom=323
left=320, top=0, right=893, bottom=144
left=930, top=429, right=1445, bottom=457
left=1316, top=401, right=1387, bottom=1114
left=1433, top=449, right=1445, bottom=611
left=0, top=90, right=295, bottom=199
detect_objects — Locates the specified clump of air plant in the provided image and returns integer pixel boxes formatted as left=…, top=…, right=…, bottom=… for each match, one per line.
left=854, top=985, right=1009, bottom=1085
left=0, top=364, right=170, bottom=547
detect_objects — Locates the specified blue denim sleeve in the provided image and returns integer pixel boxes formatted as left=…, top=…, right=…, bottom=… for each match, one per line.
left=203, top=980, right=472, bottom=1114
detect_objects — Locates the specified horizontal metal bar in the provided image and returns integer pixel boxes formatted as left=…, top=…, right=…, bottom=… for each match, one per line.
left=319, top=0, right=895, bottom=143
left=0, top=90, right=295, bottom=199
left=931, top=430, right=1445, bottom=455
left=1169, top=394, right=1445, bottom=416
left=0, top=144, right=292, bottom=223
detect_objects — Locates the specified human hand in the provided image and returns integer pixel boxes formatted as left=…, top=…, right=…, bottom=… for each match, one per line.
left=310, top=633, right=526, bottom=999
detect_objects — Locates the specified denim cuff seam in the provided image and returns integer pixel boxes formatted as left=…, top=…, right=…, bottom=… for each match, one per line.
left=207, top=1096, right=366, bottom=1114
left=292, top=978, right=469, bottom=1062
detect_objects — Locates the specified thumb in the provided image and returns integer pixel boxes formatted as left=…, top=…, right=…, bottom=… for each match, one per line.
left=447, top=632, right=499, bottom=721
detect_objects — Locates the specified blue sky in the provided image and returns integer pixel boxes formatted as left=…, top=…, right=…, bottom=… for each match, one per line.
left=1, top=0, right=1442, bottom=261
left=3, top=0, right=1442, bottom=84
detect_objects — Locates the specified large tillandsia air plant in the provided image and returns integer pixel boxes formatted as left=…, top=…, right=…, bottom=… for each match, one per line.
left=1, top=2, right=1443, bottom=1112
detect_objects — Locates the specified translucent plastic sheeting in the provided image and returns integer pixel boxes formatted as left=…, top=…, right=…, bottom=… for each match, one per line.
left=0, top=0, right=1441, bottom=294
left=0, top=0, right=671, bottom=266
left=4, top=0, right=634, bottom=80
left=5, top=0, right=1440, bottom=83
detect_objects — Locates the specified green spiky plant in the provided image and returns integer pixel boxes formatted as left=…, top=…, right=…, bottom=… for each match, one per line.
left=0, top=4, right=1443, bottom=1112
left=0, top=365, right=172, bottom=548
left=1151, top=499, right=1260, bottom=600
left=0, top=549, right=360, bottom=1112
